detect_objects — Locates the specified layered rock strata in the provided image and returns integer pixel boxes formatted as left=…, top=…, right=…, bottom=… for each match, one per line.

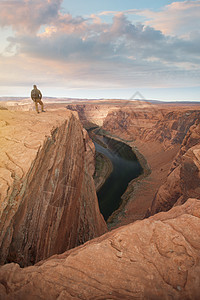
left=100, top=104, right=200, bottom=225
left=67, top=102, right=200, bottom=225
left=0, top=198, right=200, bottom=299
left=66, top=102, right=200, bottom=150
left=67, top=102, right=120, bottom=127
left=103, top=105, right=200, bottom=148
left=0, top=110, right=107, bottom=266
left=149, top=122, right=200, bottom=215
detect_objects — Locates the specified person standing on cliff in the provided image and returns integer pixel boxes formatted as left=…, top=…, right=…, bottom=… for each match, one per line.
left=31, top=85, right=45, bottom=113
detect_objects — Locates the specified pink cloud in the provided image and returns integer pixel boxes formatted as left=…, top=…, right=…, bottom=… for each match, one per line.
left=0, top=1, right=200, bottom=94
left=142, top=1, right=200, bottom=36
left=0, top=0, right=62, bottom=33
left=98, top=1, right=200, bottom=37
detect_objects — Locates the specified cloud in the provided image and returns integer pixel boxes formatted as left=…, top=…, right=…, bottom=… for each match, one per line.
left=6, top=13, right=166, bottom=62
left=5, top=12, right=199, bottom=85
left=141, top=1, right=200, bottom=36
left=98, top=10, right=119, bottom=16
left=99, top=9, right=140, bottom=16
left=0, top=0, right=62, bottom=33
left=99, top=1, right=200, bottom=37
left=12, top=12, right=199, bottom=66
left=0, top=1, right=200, bottom=94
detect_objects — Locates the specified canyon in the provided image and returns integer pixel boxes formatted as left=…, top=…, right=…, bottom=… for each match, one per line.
left=0, top=99, right=200, bottom=299
left=67, top=100, right=200, bottom=226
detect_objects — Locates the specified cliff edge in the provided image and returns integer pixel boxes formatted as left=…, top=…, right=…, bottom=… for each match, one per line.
left=0, top=110, right=107, bottom=266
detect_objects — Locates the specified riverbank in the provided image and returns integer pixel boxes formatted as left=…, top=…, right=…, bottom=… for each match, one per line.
left=106, top=141, right=151, bottom=227
left=90, top=130, right=143, bottom=222
left=93, top=152, right=113, bottom=192
left=89, top=132, right=114, bottom=192
left=90, top=127, right=179, bottom=228
left=109, top=139, right=179, bottom=228
left=92, top=128, right=179, bottom=228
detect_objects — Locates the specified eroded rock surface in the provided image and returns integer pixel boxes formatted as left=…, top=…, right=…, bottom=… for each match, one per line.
left=67, top=102, right=117, bottom=127
left=0, top=110, right=107, bottom=266
left=67, top=101, right=200, bottom=225
left=0, top=198, right=200, bottom=299
left=103, top=105, right=200, bottom=148
left=149, top=122, right=200, bottom=215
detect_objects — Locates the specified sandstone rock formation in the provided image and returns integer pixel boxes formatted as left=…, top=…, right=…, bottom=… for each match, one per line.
left=102, top=105, right=200, bottom=148
left=67, top=101, right=200, bottom=226
left=171, top=120, right=200, bottom=171
left=65, top=101, right=200, bottom=150
left=0, top=110, right=107, bottom=266
left=67, top=102, right=120, bottom=127
left=101, top=104, right=200, bottom=222
left=149, top=122, right=200, bottom=215
left=0, top=198, right=200, bottom=299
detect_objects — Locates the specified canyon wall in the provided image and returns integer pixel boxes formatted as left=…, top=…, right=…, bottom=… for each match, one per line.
left=102, top=104, right=200, bottom=218
left=102, top=105, right=200, bottom=147
left=66, top=102, right=120, bottom=127
left=67, top=102, right=200, bottom=224
left=149, top=121, right=200, bottom=215
left=67, top=101, right=200, bottom=149
left=0, top=198, right=200, bottom=299
left=0, top=110, right=107, bottom=267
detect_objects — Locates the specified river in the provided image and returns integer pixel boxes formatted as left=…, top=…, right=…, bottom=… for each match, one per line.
left=93, top=135, right=143, bottom=221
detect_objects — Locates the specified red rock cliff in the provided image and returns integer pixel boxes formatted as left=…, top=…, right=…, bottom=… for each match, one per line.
left=67, top=102, right=200, bottom=225
left=102, top=104, right=200, bottom=148
left=0, top=198, right=200, bottom=299
left=66, top=101, right=200, bottom=149
left=66, top=103, right=115, bottom=126
left=0, top=110, right=107, bottom=266
left=149, top=121, right=200, bottom=215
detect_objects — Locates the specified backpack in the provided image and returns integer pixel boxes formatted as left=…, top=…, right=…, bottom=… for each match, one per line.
left=31, top=88, right=41, bottom=100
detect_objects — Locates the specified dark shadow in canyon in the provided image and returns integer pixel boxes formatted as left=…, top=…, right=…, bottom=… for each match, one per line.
left=93, top=134, right=143, bottom=221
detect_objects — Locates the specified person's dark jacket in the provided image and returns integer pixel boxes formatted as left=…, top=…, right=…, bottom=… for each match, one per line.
left=31, top=88, right=42, bottom=101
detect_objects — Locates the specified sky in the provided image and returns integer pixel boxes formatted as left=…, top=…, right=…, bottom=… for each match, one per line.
left=0, top=0, right=200, bottom=101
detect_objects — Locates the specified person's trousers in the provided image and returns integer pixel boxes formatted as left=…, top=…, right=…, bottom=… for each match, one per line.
left=34, top=99, right=44, bottom=113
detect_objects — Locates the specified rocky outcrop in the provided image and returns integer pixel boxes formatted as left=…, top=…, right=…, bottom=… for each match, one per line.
left=103, top=105, right=200, bottom=148
left=0, top=198, right=200, bottom=299
left=149, top=122, right=200, bottom=215
left=67, top=102, right=120, bottom=127
left=0, top=110, right=107, bottom=267
left=170, top=120, right=200, bottom=171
